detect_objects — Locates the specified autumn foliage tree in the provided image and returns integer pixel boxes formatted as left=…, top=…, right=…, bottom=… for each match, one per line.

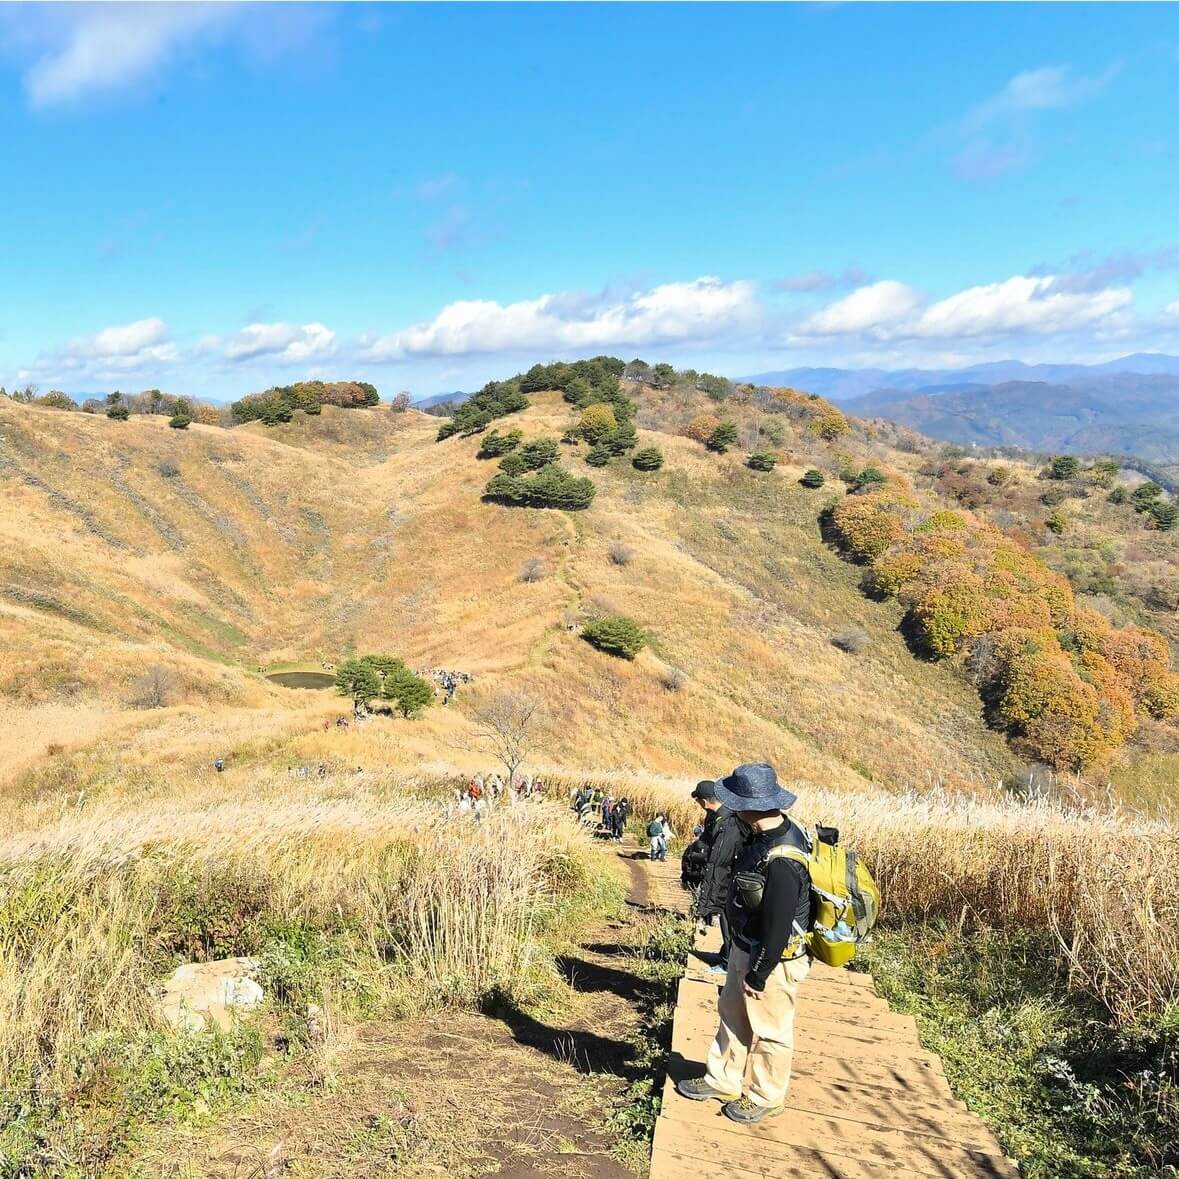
left=828, top=473, right=1179, bottom=770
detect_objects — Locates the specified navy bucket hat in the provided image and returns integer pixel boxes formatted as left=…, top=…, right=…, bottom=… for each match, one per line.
left=713, top=762, right=797, bottom=813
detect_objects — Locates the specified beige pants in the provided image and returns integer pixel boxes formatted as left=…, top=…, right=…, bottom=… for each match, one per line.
left=703, top=944, right=810, bottom=1108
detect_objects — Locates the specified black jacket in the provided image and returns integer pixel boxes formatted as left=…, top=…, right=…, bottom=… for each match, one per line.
left=727, top=819, right=811, bottom=991
left=696, top=805, right=745, bottom=918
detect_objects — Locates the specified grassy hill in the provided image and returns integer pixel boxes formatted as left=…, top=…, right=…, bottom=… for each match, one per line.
left=0, top=389, right=1028, bottom=800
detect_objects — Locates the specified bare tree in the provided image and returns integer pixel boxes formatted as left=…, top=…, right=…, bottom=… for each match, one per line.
left=469, top=691, right=543, bottom=783
left=390, top=391, right=412, bottom=413
left=131, top=664, right=176, bottom=709
left=520, top=556, right=546, bottom=583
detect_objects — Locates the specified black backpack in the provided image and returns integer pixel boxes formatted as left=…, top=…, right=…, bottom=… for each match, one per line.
left=680, top=837, right=710, bottom=886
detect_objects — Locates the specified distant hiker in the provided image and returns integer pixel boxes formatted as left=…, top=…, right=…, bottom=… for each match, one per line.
left=611, top=797, right=629, bottom=840
left=213, top=757, right=225, bottom=774
left=688, top=779, right=745, bottom=976
left=647, top=814, right=669, bottom=861
left=676, top=763, right=810, bottom=1125
left=601, top=793, right=614, bottom=828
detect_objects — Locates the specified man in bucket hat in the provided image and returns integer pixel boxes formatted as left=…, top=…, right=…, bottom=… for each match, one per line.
left=675, top=762, right=811, bottom=1125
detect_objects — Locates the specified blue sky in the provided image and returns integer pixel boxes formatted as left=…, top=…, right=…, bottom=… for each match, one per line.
left=2, top=2, right=1178, bottom=400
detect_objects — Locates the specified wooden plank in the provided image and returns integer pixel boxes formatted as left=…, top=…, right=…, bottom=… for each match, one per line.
left=651, top=1122, right=1004, bottom=1179
left=653, top=1105, right=1018, bottom=1177
left=660, top=1077, right=1000, bottom=1153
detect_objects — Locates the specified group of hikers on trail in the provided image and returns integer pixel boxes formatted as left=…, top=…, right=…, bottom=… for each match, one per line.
left=569, top=785, right=631, bottom=840
left=673, top=762, right=880, bottom=1128
left=457, top=771, right=546, bottom=817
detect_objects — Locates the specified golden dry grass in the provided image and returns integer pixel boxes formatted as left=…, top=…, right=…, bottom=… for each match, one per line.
left=573, top=770, right=1179, bottom=1024
left=0, top=767, right=612, bottom=1098
left=0, top=394, right=1022, bottom=796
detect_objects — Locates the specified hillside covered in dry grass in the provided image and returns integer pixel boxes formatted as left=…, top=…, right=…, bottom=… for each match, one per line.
left=0, top=382, right=1037, bottom=800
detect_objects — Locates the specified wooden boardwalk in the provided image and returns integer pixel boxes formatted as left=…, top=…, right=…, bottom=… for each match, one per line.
left=639, top=851, right=1019, bottom=1179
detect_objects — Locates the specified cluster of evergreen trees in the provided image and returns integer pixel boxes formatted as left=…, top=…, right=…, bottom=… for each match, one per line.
left=435, top=380, right=529, bottom=440
left=231, top=381, right=379, bottom=425
left=334, top=654, right=433, bottom=717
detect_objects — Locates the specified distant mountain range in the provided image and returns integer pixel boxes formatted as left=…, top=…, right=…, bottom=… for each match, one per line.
left=743, top=354, right=1179, bottom=402
left=742, top=355, right=1179, bottom=468
left=413, top=390, right=467, bottom=409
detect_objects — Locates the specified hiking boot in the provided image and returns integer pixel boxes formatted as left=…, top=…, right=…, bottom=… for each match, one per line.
left=722, top=1096, right=784, bottom=1124
left=676, top=1077, right=741, bottom=1103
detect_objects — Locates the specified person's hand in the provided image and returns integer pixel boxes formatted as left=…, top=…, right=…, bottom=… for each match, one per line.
left=742, top=978, right=762, bottom=1000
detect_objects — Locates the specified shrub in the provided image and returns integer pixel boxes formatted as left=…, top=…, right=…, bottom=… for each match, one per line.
left=519, top=557, right=546, bottom=583
left=831, top=626, right=869, bottom=654
left=107, top=404, right=130, bottom=421
left=809, top=410, right=849, bottom=440
left=605, top=420, right=637, bottom=455
left=685, top=413, right=721, bottom=445
left=1040, top=486, right=1067, bottom=506
left=1045, top=510, right=1067, bottom=534
left=584, top=444, right=611, bottom=467
left=518, top=437, right=560, bottom=471
left=477, top=429, right=522, bottom=459
left=1048, top=455, right=1080, bottom=480
left=608, top=541, right=635, bottom=566
left=632, top=447, right=663, bottom=471
left=705, top=421, right=739, bottom=453
left=390, top=391, right=412, bottom=412
left=1131, top=482, right=1164, bottom=511
left=829, top=495, right=906, bottom=562
left=578, top=403, right=618, bottom=445
left=661, top=667, right=688, bottom=692
left=747, top=452, right=777, bottom=472
left=1108, top=486, right=1128, bottom=505
left=131, top=665, right=176, bottom=708
left=848, top=466, right=887, bottom=493
left=581, top=614, right=647, bottom=660
left=36, top=391, right=78, bottom=411
left=1147, top=501, right=1178, bottom=532
left=157, top=459, right=180, bottom=478
left=168, top=414, right=191, bottom=430
left=799, top=469, right=826, bottom=489
left=498, top=452, right=527, bottom=477
left=483, top=464, right=596, bottom=510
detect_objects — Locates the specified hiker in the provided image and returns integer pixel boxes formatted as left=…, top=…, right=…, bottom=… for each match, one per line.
left=689, top=779, right=745, bottom=976
left=676, top=763, right=811, bottom=1125
left=647, top=813, right=669, bottom=861
left=611, top=797, right=629, bottom=840
left=213, top=757, right=224, bottom=773
left=601, top=793, right=614, bottom=829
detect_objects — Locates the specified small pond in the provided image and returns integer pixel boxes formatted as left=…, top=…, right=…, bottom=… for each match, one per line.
left=266, top=670, right=335, bottom=690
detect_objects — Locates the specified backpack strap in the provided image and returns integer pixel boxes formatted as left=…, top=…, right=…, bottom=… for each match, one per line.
left=763, top=844, right=812, bottom=946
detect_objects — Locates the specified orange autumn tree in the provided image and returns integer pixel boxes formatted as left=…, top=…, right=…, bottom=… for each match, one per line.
left=830, top=478, right=1179, bottom=770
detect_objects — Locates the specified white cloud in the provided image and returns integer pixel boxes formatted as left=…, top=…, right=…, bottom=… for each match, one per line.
left=797, top=281, right=921, bottom=337
left=359, top=277, right=760, bottom=360
left=20, top=3, right=237, bottom=109
left=224, top=322, right=336, bottom=363
left=792, top=274, right=1132, bottom=345
left=58, top=316, right=177, bottom=370
left=964, top=63, right=1119, bottom=132
left=909, top=275, right=1131, bottom=339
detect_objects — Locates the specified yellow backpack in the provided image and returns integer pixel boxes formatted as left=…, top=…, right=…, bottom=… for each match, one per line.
left=770, top=825, right=881, bottom=968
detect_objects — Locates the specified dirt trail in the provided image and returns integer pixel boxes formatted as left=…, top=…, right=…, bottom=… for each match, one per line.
left=640, top=854, right=1022, bottom=1179
left=128, top=840, right=668, bottom=1179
